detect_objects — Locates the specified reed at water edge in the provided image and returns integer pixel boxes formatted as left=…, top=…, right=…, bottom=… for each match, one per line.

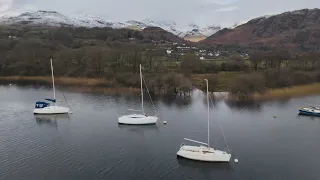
left=0, top=76, right=140, bottom=95
left=2, top=76, right=320, bottom=100
left=254, top=83, right=320, bottom=100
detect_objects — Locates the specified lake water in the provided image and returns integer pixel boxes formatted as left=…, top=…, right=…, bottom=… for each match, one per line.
left=1, top=85, right=320, bottom=180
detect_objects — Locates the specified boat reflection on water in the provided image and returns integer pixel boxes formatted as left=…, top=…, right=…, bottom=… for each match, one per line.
left=34, top=114, right=71, bottom=128
left=297, top=113, right=320, bottom=120
left=225, top=100, right=263, bottom=113
left=117, top=124, right=160, bottom=137
left=176, top=157, right=233, bottom=172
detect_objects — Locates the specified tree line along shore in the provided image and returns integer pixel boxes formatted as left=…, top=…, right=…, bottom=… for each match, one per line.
left=1, top=26, right=320, bottom=99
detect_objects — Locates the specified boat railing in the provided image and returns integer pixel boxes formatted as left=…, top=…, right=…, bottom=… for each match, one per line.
left=300, top=106, right=320, bottom=110
left=184, top=138, right=208, bottom=146
left=127, top=109, right=143, bottom=112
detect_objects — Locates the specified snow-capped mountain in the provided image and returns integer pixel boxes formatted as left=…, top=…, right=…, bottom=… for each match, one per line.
left=0, top=10, right=222, bottom=40
left=142, top=19, right=184, bottom=36
left=125, top=20, right=147, bottom=29
left=0, top=10, right=127, bottom=28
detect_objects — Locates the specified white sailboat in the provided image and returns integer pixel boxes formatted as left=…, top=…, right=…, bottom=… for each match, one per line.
left=33, top=59, right=70, bottom=114
left=177, top=79, right=231, bottom=162
left=118, top=64, right=158, bottom=125
left=298, top=106, right=320, bottom=116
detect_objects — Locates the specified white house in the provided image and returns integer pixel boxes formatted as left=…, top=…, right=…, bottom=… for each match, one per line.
left=177, top=46, right=190, bottom=50
left=8, top=35, right=17, bottom=39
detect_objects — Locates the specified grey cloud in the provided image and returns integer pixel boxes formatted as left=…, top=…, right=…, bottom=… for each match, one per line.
left=0, top=0, right=12, bottom=12
left=215, top=6, right=239, bottom=12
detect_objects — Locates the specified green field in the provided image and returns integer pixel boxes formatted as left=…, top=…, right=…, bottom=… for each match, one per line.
left=192, top=72, right=245, bottom=91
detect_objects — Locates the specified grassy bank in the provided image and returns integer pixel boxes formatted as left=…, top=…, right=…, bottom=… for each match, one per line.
left=0, top=76, right=140, bottom=94
left=2, top=76, right=320, bottom=100
left=193, top=73, right=320, bottom=100
left=0, top=76, right=106, bottom=86
left=192, top=72, right=245, bottom=91
left=254, top=83, right=320, bottom=100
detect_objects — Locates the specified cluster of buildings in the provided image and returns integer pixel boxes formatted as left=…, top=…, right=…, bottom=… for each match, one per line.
left=165, top=44, right=221, bottom=60
left=145, top=41, right=250, bottom=61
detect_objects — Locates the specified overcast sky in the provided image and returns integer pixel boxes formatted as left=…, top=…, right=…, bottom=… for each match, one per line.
left=0, top=0, right=319, bottom=26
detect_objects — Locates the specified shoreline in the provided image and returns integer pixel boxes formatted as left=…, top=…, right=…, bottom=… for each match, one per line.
left=0, top=76, right=140, bottom=95
left=254, top=83, right=320, bottom=100
left=1, top=76, right=320, bottom=100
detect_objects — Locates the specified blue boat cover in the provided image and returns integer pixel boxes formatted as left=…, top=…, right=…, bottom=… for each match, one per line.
left=35, top=101, right=50, bottom=109
left=45, top=98, right=56, bottom=103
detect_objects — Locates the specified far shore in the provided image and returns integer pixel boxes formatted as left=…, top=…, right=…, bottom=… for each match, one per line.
left=211, top=83, right=320, bottom=101
left=0, top=76, right=140, bottom=95
left=1, top=76, right=320, bottom=100
left=254, top=83, right=320, bottom=100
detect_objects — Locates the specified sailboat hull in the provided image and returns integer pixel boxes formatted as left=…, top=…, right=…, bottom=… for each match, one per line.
left=177, top=145, right=231, bottom=162
left=34, top=106, right=70, bottom=114
left=298, top=107, right=320, bottom=116
left=118, top=114, right=158, bottom=125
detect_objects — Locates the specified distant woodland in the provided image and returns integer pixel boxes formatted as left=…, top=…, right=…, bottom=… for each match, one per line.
left=1, top=25, right=320, bottom=98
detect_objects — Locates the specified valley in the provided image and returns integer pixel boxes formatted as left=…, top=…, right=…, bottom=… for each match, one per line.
left=0, top=8, right=320, bottom=99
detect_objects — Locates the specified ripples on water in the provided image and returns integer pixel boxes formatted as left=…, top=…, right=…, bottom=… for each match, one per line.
left=1, top=85, right=320, bottom=180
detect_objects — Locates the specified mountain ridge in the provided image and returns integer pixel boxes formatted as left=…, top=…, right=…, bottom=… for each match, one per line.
left=0, top=10, right=221, bottom=42
left=1, top=8, right=320, bottom=48
left=201, top=8, right=320, bottom=51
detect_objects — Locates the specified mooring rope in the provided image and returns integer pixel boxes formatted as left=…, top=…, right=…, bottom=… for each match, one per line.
left=142, top=74, right=157, bottom=116
left=209, top=93, right=230, bottom=153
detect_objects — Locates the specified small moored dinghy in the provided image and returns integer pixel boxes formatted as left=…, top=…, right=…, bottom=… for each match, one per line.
left=298, top=106, right=320, bottom=116
left=33, top=59, right=70, bottom=115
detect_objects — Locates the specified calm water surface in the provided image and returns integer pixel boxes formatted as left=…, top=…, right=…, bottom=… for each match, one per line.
left=1, top=85, right=320, bottom=180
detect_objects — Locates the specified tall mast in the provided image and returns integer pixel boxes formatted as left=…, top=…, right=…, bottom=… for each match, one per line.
left=140, top=64, right=144, bottom=114
left=205, top=79, right=209, bottom=147
left=50, top=59, right=56, bottom=105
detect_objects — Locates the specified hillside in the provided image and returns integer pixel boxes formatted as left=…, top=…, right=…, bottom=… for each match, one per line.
left=1, top=18, right=320, bottom=98
left=141, top=26, right=185, bottom=43
left=0, top=23, right=187, bottom=44
left=0, top=23, right=201, bottom=79
left=202, top=8, right=320, bottom=51
left=0, top=24, right=202, bottom=96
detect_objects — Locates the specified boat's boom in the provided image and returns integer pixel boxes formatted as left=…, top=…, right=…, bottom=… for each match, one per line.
left=184, top=138, right=208, bottom=146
